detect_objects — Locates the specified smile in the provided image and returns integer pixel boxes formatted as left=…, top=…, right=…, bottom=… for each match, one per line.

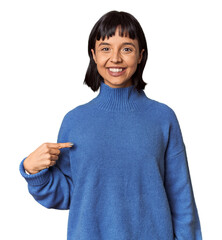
left=108, top=68, right=125, bottom=72
left=107, top=67, right=127, bottom=77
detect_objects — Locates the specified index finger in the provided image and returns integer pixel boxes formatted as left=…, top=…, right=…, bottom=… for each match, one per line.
left=46, top=142, right=74, bottom=149
left=57, top=142, right=74, bottom=149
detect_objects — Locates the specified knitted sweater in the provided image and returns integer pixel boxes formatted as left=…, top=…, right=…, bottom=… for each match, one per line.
left=19, top=81, right=202, bottom=240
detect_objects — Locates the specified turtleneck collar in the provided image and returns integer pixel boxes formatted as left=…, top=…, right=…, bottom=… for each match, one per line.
left=92, top=81, right=148, bottom=112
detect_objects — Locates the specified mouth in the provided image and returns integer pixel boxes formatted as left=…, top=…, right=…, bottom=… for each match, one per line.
left=107, top=67, right=126, bottom=73
left=107, top=67, right=127, bottom=77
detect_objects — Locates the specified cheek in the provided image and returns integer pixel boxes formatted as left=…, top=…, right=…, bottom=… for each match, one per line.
left=95, top=57, right=107, bottom=75
left=125, top=56, right=139, bottom=71
left=95, top=53, right=108, bottom=67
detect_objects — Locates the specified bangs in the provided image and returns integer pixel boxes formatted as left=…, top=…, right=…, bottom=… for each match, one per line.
left=89, top=11, right=145, bottom=52
left=96, top=22, right=137, bottom=41
left=91, top=11, right=140, bottom=46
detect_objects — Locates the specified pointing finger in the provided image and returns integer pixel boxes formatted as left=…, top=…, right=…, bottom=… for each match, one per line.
left=57, top=142, right=74, bottom=149
left=45, top=142, right=74, bottom=149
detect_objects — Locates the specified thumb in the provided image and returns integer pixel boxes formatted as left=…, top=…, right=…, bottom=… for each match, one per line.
left=57, top=142, right=74, bottom=149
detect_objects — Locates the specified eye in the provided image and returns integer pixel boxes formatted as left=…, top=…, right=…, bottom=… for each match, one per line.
left=101, top=47, right=110, bottom=51
left=123, top=47, right=133, bottom=52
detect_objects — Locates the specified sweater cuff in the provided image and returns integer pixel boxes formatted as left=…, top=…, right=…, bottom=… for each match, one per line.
left=19, top=157, right=50, bottom=186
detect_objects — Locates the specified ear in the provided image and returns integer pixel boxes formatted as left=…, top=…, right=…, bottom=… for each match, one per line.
left=91, top=49, right=97, bottom=64
left=138, top=49, right=145, bottom=64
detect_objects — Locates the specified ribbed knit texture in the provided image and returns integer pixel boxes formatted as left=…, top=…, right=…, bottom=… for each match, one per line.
left=19, top=81, right=202, bottom=240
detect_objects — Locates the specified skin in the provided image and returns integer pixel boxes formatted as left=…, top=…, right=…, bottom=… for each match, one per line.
left=23, top=142, right=73, bottom=174
left=91, top=25, right=145, bottom=88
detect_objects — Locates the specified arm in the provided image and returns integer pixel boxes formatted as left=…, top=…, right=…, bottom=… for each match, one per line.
left=19, top=113, right=73, bottom=210
left=164, top=108, right=202, bottom=240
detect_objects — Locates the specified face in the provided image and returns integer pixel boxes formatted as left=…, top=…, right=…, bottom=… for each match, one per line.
left=91, top=26, right=144, bottom=88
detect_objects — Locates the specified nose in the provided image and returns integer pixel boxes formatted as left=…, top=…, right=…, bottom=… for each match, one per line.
left=110, top=50, right=122, bottom=63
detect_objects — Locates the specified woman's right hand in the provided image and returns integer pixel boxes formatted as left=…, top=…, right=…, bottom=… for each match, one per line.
left=23, top=142, right=73, bottom=174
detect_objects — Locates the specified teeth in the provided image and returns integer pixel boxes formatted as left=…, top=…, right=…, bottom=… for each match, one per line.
left=109, top=68, right=124, bottom=72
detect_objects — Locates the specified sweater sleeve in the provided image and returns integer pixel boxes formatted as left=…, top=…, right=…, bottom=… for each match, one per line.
left=19, top=112, right=73, bottom=210
left=164, top=108, right=202, bottom=240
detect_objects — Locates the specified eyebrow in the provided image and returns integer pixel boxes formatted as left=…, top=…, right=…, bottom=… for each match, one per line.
left=98, top=42, right=136, bottom=48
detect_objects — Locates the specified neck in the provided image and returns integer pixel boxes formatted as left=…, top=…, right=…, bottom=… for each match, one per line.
left=92, top=81, right=148, bottom=112
left=103, top=79, right=133, bottom=88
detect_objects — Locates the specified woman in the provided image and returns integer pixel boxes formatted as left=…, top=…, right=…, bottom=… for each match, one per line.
left=19, top=10, right=202, bottom=239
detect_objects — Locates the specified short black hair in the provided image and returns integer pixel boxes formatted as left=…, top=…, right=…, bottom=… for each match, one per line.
left=83, top=10, right=148, bottom=91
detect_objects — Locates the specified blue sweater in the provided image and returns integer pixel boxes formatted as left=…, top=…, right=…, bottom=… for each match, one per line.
left=19, top=81, right=202, bottom=240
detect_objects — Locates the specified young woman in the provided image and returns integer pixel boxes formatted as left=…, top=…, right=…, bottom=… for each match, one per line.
left=19, top=10, right=202, bottom=240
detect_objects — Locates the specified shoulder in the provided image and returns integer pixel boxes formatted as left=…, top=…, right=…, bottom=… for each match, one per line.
left=147, top=98, right=184, bottom=147
left=145, top=98, right=179, bottom=123
left=60, top=102, right=91, bottom=125
left=57, top=104, right=87, bottom=138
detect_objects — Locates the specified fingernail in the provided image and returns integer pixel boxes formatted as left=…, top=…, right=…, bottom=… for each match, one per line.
left=69, top=142, right=74, bottom=147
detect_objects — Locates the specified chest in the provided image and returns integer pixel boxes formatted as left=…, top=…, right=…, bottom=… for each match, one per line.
left=68, top=113, right=167, bottom=176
